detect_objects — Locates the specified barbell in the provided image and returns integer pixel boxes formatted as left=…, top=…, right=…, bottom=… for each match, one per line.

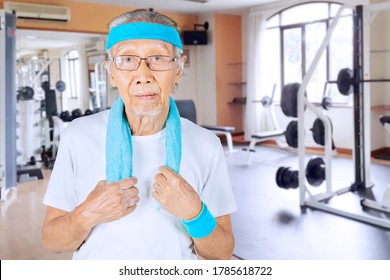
left=331, top=68, right=390, bottom=95
left=259, top=95, right=272, bottom=108
left=281, top=67, right=390, bottom=116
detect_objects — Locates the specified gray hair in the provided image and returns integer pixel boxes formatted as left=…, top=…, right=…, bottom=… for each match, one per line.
left=106, top=9, right=184, bottom=74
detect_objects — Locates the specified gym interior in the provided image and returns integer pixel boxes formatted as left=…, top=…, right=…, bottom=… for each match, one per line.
left=1, top=0, right=390, bottom=260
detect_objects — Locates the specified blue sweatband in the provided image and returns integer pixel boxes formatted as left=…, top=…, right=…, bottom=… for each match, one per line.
left=106, top=22, right=183, bottom=50
left=181, top=202, right=217, bottom=239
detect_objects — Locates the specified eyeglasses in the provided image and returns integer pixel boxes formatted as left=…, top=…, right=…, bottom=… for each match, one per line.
left=109, top=55, right=178, bottom=71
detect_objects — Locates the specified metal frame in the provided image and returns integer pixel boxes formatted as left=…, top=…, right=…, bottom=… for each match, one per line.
left=296, top=4, right=390, bottom=229
left=94, top=60, right=107, bottom=110
left=0, top=10, right=17, bottom=200
left=0, top=11, right=6, bottom=200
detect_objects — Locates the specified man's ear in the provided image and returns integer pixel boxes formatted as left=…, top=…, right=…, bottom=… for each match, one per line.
left=108, top=73, right=117, bottom=87
left=175, top=55, right=187, bottom=83
left=104, top=60, right=117, bottom=87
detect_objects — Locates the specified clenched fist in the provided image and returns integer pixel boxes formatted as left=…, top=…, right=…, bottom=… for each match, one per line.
left=152, top=166, right=202, bottom=220
left=81, top=177, right=139, bottom=227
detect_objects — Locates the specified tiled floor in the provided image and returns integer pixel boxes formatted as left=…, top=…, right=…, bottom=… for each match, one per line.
left=1, top=144, right=390, bottom=260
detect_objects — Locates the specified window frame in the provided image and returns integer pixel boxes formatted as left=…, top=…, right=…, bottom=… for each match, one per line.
left=63, top=49, right=81, bottom=99
left=266, top=1, right=353, bottom=106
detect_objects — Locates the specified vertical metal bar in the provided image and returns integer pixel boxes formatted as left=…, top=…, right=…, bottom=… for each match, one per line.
left=4, top=12, right=17, bottom=192
left=0, top=14, right=4, bottom=30
left=279, top=28, right=283, bottom=90
left=301, top=26, right=306, bottom=79
left=0, top=12, right=5, bottom=200
left=280, top=27, right=284, bottom=86
left=351, top=5, right=365, bottom=190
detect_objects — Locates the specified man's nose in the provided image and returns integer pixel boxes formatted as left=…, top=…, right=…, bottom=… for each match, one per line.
left=134, top=59, right=153, bottom=84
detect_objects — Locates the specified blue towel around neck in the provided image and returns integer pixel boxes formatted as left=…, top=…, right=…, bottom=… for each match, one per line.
left=105, top=96, right=182, bottom=182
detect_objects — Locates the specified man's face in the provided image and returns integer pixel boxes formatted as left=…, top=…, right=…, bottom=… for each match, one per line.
left=108, top=39, right=183, bottom=118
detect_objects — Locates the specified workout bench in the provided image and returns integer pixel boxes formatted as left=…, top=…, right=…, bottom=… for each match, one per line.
left=380, top=115, right=390, bottom=135
left=245, top=86, right=285, bottom=164
left=246, top=129, right=285, bottom=164
left=174, top=99, right=235, bottom=153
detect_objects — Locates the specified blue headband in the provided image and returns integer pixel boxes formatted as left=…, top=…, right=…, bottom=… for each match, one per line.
left=106, top=22, right=183, bottom=51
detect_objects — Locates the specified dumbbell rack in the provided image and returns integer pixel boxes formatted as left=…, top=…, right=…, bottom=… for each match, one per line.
left=295, top=4, right=390, bottom=229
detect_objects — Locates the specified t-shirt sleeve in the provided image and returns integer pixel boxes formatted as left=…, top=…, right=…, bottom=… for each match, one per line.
left=43, top=129, right=78, bottom=212
left=199, top=140, right=237, bottom=218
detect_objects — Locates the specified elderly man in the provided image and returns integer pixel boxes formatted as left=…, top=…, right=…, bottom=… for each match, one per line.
left=42, top=9, right=236, bottom=260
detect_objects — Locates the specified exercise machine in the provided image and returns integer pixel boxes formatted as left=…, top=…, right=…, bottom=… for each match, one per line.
left=379, top=115, right=390, bottom=136
left=246, top=82, right=334, bottom=164
left=276, top=4, right=390, bottom=229
left=174, top=99, right=236, bottom=153
left=245, top=85, right=285, bottom=164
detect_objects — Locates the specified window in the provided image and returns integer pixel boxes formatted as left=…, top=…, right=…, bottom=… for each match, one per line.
left=266, top=2, right=353, bottom=104
left=64, top=49, right=81, bottom=99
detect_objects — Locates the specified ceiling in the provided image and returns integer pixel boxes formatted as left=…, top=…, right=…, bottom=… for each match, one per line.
left=68, top=0, right=277, bottom=14
left=17, top=0, right=278, bottom=56
left=16, top=29, right=105, bottom=58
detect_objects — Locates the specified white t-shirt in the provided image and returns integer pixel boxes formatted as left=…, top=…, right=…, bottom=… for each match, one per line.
left=43, top=110, right=237, bottom=260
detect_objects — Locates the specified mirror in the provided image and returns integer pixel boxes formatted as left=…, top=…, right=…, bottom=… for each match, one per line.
left=15, top=29, right=107, bottom=166
left=16, top=29, right=107, bottom=115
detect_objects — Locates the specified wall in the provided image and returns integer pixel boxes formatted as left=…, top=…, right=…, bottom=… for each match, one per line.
left=164, top=14, right=217, bottom=126
left=385, top=7, right=390, bottom=148
left=370, top=1, right=388, bottom=150
left=47, top=48, right=63, bottom=112
left=174, top=46, right=199, bottom=102
left=195, top=13, right=217, bottom=126
left=370, top=0, right=390, bottom=147
left=214, top=13, right=243, bottom=131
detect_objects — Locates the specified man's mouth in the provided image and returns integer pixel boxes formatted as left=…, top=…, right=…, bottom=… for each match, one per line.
left=134, top=93, right=158, bottom=100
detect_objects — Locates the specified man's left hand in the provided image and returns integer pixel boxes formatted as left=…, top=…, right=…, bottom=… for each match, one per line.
left=153, top=166, right=202, bottom=220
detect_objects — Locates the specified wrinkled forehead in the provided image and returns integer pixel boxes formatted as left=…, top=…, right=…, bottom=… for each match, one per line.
left=113, top=40, right=174, bottom=54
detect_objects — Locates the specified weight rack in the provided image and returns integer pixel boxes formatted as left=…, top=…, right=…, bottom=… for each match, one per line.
left=296, top=4, right=390, bottom=229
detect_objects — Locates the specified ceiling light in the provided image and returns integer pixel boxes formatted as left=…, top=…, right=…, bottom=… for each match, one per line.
left=180, top=0, right=209, bottom=3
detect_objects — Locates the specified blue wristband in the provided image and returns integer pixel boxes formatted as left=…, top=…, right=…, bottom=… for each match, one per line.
left=181, top=202, right=217, bottom=238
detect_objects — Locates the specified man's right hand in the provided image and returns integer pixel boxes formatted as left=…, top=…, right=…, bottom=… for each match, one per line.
left=80, top=177, right=139, bottom=227
left=41, top=177, right=139, bottom=253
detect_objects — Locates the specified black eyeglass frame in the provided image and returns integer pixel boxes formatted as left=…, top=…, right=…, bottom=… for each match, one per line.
left=109, top=55, right=179, bottom=71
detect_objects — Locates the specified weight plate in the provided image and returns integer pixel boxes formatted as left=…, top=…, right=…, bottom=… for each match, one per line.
left=285, top=121, right=298, bottom=148
left=337, top=68, right=353, bottom=95
left=55, top=80, right=66, bottom=92
left=306, top=157, right=325, bottom=187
